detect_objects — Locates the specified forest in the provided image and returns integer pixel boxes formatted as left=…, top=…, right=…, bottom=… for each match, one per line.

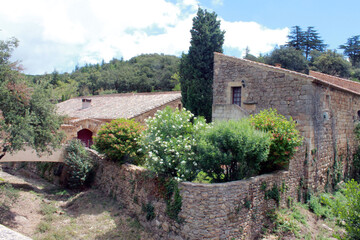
left=26, top=53, right=180, bottom=102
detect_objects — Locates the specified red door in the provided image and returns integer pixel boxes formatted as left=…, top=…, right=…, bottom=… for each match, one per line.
left=77, top=129, right=93, bottom=147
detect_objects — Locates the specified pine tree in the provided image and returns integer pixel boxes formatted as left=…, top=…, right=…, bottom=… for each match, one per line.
left=179, top=7, right=225, bottom=122
left=340, top=35, right=360, bottom=67
left=303, top=27, right=327, bottom=59
left=286, top=26, right=326, bottom=60
left=286, top=26, right=305, bottom=51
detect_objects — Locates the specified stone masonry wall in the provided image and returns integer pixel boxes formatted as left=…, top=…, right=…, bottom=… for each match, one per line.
left=309, top=83, right=360, bottom=192
left=91, top=151, right=304, bottom=240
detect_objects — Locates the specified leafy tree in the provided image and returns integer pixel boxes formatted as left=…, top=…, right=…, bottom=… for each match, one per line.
left=0, top=37, right=64, bottom=159
left=340, top=35, right=360, bottom=67
left=264, top=46, right=309, bottom=73
left=311, top=50, right=351, bottom=77
left=179, top=7, right=225, bottom=122
left=244, top=46, right=259, bottom=62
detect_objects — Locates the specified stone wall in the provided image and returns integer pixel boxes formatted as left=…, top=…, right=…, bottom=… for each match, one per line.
left=91, top=151, right=305, bottom=240
left=308, top=83, right=359, bottom=192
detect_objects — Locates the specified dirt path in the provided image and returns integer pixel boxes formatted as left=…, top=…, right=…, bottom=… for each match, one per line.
left=0, top=167, right=156, bottom=240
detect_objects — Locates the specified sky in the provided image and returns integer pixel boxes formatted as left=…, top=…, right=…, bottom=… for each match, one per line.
left=0, top=0, right=359, bottom=75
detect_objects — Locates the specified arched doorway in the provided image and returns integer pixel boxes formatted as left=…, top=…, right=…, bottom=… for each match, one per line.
left=77, top=129, right=93, bottom=147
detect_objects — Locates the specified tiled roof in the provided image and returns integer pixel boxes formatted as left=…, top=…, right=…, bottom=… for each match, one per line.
left=309, top=70, right=360, bottom=95
left=56, top=91, right=181, bottom=120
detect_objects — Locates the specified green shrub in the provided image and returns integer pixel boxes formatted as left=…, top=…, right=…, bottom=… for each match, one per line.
left=64, top=139, right=95, bottom=188
left=194, top=119, right=271, bottom=182
left=140, top=107, right=207, bottom=181
left=308, top=194, right=334, bottom=219
left=94, top=118, right=144, bottom=164
left=250, top=108, right=303, bottom=171
left=330, top=180, right=360, bottom=239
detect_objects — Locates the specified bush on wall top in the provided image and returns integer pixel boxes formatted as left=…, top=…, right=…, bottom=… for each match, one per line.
left=250, top=108, right=303, bottom=171
left=93, top=118, right=144, bottom=165
left=139, top=106, right=208, bottom=181
left=194, top=119, right=271, bottom=182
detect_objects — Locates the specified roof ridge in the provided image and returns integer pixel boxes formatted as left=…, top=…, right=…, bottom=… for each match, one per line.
left=75, top=91, right=181, bottom=99
left=214, top=52, right=318, bottom=81
left=214, top=52, right=360, bottom=96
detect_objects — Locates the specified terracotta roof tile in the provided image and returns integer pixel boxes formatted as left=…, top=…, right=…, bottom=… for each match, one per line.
left=309, top=70, right=360, bottom=94
left=56, top=91, right=181, bottom=120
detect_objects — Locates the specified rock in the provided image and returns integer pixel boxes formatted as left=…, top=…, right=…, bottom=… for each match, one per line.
left=162, top=222, right=169, bottom=232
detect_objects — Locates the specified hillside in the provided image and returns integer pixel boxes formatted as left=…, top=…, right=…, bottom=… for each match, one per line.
left=26, top=53, right=180, bottom=101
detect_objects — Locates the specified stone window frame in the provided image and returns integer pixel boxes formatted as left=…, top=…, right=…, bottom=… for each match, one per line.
left=226, top=81, right=247, bottom=106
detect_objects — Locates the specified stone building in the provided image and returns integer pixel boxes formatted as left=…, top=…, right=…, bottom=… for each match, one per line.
left=213, top=52, right=360, bottom=192
left=57, top=91, right=181, bottom=147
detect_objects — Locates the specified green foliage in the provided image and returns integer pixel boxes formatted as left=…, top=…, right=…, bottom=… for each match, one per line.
left=250, top=108, right=303, bottom=172
left=0, top=37, right=64, bottom=156
left=353, top=146, right=360, bottom=182
left=286, top=26, right=327, bottom=60
left=330, top=180, right=360, bottom=239
left=194, top=119, right=271, bottom=182
left=163, top=178, right=182, bottom=222
left=311, top=50, right=351, bottom=77
left=340, top=35, right=360, bottom=67
left=308, top=194, right=334, bottom=219
left=140, top=106, right=207, bottom=181
left=267, top=208, right=301, bottom=237
left=94, top=118, right=144, bottom=164
left=264, top=46, right=309, bottom=73
left=179, top=7, right=225, bottom=122
left=264, top=184, right=281, bottom=205
left=142, top=202, right=155, bottom=221
left=64, top=139, right=95, bottom=188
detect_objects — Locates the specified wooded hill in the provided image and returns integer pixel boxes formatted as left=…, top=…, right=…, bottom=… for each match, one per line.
left=26, top=53, right=180, bottom=102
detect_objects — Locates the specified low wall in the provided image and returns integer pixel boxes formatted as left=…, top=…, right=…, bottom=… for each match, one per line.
left=212, top=104, right=249, bottom=122
left=1, top=147, right=65, bottom=163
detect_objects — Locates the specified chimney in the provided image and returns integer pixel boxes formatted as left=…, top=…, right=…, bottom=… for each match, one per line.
left=82, top=98, right=92, bottom=109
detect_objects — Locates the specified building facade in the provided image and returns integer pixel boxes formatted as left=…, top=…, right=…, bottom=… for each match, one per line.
left=213, top=52, right=360, bottom=192
left=57, top=91, right=182, bottom=147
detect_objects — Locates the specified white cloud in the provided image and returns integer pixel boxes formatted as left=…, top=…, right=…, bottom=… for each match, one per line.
left=0, top=0, right=289, bottom=74
left=221, top=20, right=289, bottom=57
left=212, top=0, right=224, bottom=6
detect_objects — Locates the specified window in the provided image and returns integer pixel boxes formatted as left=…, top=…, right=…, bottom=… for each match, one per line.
left=232, top=87, right=242, bottom=106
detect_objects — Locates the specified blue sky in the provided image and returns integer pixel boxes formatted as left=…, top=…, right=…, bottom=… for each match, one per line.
left=0, top=0, right=358, bottom=75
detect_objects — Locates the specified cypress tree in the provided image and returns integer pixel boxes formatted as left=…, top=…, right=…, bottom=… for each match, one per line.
left=179, top=7, right=225, bottom=122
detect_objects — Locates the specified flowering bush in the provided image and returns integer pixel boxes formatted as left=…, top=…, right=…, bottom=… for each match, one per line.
left=140, top=106, right=207, bottom=181
left=194, top=119, right=271, bottom=182
left=250, top=108, right=303, bottom=171
left=93, top=118, right=144, bottom=164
